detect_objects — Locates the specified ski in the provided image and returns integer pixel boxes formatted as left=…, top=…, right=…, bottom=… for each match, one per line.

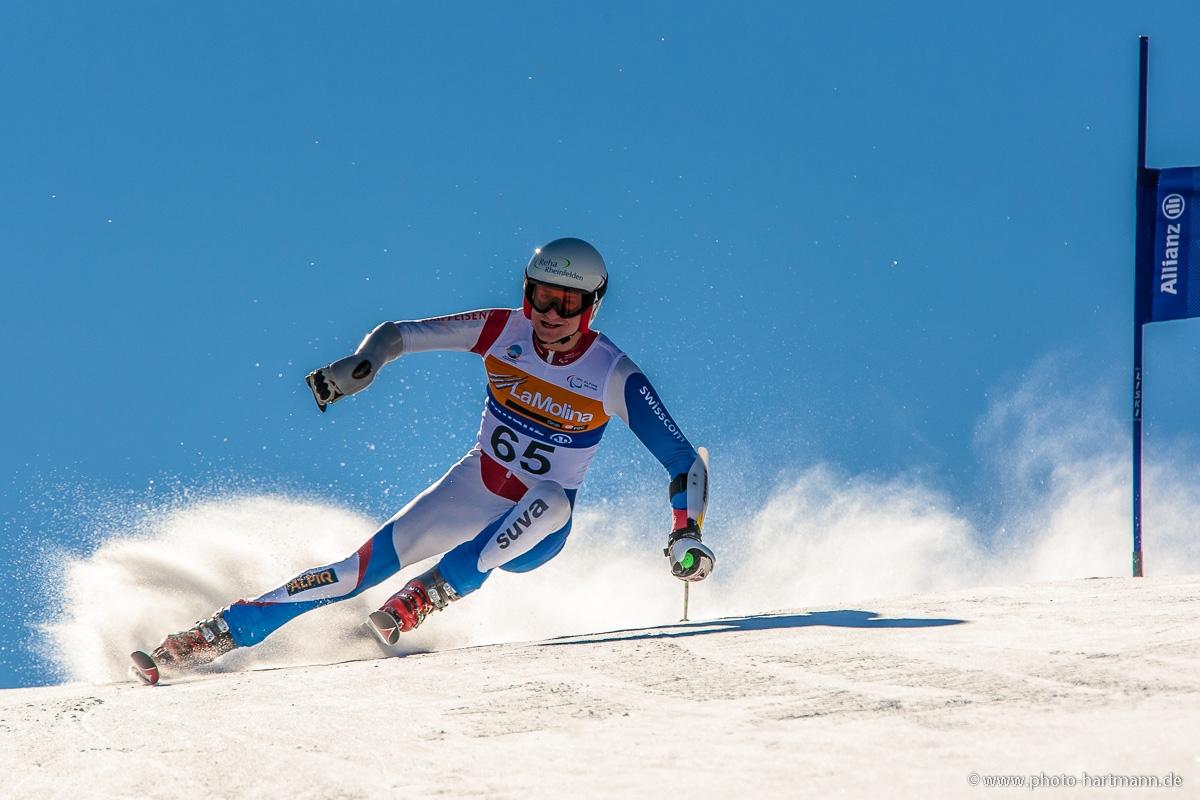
left=129, top=650, right=160, bottom=686
left=367, top=609, right=402, bottom=646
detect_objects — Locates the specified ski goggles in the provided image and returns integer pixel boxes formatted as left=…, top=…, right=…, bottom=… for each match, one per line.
left=524, top=279, right=594, bottom=318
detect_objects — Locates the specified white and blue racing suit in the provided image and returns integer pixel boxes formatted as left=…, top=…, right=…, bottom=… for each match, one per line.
left=222, top=308, right=700, bottom=646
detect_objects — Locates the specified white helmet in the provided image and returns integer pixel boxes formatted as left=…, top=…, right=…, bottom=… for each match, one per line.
left=522, top=237, right=608, bottom=331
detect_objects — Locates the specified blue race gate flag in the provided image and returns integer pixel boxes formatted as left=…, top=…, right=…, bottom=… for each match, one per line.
left=1151, top=166, right=1200, bottom=322
left=1129, top=37, right=1200, bottom=578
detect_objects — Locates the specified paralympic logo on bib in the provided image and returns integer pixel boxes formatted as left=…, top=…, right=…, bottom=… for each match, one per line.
left=567, top=374, right=599, bottom=392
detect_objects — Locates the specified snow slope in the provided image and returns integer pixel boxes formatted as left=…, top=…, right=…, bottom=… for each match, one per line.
left=4, top=576, right=1198, bottom=799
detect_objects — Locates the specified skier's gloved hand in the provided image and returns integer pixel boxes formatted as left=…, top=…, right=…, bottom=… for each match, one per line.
left=664, top=521, right=715, bottom=582
left=305, top=355, right=377, bottom=412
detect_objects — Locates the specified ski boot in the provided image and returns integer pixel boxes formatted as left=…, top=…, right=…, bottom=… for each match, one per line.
left=130, top=613, right=237, bottom=685
left=368, top=567, right=459, bottom=646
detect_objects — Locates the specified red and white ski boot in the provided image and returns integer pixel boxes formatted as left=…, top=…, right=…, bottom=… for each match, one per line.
left=368, top=568, right=459, bottom=646
left=130, top=613, right=237, bottom=685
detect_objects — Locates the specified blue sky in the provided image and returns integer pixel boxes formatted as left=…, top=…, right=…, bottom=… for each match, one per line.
left=3, top=2, right=1200, bottom=687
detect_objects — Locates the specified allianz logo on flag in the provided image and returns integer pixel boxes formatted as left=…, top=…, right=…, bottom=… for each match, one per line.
left=1150, top=167, right=1200, bottom=322
left=1162, top=193, right=1185, bottom=219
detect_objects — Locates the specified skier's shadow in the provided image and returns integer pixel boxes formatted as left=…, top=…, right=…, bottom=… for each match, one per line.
left=541, top=609, right=965, bottom=647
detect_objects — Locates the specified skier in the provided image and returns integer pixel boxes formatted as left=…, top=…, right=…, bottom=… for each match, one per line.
left=134, top=237, right=714, bottom=678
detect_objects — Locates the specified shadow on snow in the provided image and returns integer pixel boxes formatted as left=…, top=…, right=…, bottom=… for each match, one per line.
left=540, top=609, right=966, bottom=647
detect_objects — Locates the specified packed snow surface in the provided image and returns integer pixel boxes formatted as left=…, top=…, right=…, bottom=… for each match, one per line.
left=5, top=576, right=1198, bottom=798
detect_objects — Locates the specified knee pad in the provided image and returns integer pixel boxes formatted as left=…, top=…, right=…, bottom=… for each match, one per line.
left=523, top=480, right=571, bottom=528
left=477, top=480, right=571, bottom=571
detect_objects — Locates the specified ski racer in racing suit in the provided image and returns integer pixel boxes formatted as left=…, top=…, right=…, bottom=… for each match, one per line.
left=140, top=237, right=714, bottom=672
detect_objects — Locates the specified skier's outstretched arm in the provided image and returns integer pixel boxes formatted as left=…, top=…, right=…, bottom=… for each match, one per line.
left=306, top=308, right=513, bottom=411
left=604, top=356, right=715, bottom=581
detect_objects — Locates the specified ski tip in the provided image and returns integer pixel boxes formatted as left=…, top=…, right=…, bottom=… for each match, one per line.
left=367, top=610, right=401, bottom=647
left=129, top=650, right=160, bottom=686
